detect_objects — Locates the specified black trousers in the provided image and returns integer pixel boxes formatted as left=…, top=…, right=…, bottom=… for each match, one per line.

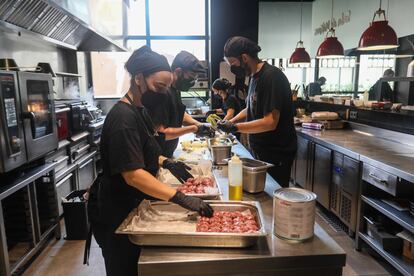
left=93, top=223, right=141, bottom=276
left=251, top=147, right=295, bottom=188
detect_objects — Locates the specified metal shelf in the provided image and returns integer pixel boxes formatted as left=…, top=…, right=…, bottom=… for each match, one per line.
left=361, top=195, right=414, bottom=233
left=359, top=232, right=414, bottom=276
left=55, top=72, right=83, bottom=78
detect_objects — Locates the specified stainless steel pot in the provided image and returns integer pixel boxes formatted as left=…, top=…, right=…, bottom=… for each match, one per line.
left=208, top=138, right=232, bottom=165
left=240, top=158, right=273, bottom=193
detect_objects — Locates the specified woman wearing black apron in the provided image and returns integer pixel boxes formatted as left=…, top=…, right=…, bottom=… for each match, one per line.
left=89, top=46, right=213, bottom=276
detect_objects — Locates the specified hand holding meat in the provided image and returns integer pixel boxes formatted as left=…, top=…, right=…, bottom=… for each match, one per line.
left=169, top=191, right=214, bottom=217
left=162, top=159, right=193, bottom=183
left=217, top=120, right=237, bottom=133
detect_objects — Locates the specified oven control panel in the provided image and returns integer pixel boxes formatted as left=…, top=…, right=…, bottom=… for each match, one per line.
left=0, top=74, right=21, bottom=156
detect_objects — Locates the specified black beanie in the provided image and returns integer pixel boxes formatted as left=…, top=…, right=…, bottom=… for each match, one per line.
left=224, top=36, right=261, bottom=58
left=125, top=45, right=171, bottom=76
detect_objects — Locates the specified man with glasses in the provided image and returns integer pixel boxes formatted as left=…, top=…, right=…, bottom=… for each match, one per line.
left=151, top=51, right=213, bottom=157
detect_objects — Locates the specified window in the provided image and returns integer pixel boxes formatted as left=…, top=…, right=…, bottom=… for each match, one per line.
left=127, top=0, right=146, bottom=35
left=149, top=0, right=205, bottom=36
left=151, top=40, right=206, bottom=63
left=126, top=40, right=147, bottom=52
left=318, top=57, right=356, bottom=92
left=94, top=0, right=209, bottom=98
left=358, top=54, right=396, bottom=92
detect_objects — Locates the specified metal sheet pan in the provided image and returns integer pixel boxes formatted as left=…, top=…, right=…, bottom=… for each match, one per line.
left=158, top=161, right=222, bottom=200
left=116, top=201, right=267, bottom=248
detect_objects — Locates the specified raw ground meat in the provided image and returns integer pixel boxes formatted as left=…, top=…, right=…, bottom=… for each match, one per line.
left=196, top=211, right=259, bottom=233
left=177, top=177, right=214, bottom=194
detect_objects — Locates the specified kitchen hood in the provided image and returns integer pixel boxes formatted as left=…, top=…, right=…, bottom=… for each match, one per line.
left=0, top=0, right=126, bottom=52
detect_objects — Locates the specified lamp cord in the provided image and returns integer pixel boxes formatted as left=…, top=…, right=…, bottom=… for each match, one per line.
left=300, top=0, right=303, bottom=41
left=331, top=0, right=334, bottom=29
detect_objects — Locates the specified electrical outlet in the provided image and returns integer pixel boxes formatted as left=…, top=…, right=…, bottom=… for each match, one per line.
left=350, top=111, right=358, bottom=120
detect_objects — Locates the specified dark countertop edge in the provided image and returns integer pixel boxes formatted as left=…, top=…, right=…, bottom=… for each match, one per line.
left=296, top=129, right=414, bottom=183
left=139, top=254, right=346, bottom=274
left=0, top=162, right=57, bottom=200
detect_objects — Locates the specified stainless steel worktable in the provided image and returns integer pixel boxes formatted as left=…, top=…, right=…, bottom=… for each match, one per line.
left=137, top=141, right=346, bottom=276
left=296, top=123, right=414, bottom=182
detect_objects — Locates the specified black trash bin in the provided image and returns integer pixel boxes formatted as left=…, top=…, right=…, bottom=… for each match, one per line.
left=62, top=190, right=89, bottom=240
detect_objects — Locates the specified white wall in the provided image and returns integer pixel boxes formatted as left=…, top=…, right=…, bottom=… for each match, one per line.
left=259, top=2, right=313, bottom=58
left=311, top=0, right=414, bottom=55
left=260, top=0, right=414, bottom=59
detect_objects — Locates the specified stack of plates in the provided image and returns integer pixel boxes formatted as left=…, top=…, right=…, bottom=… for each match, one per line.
left=409, top=201, right=414, bottom=216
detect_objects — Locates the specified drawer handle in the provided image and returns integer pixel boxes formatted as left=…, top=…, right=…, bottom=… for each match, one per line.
left=79, top=158, right=94, bottom=169
left=369, top=173, right=388, bottom=185
left=56, top=173, right=73, bottom=187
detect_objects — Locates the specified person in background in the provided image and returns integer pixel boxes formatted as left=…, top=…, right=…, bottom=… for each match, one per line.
left=149, top=51, right=213, bottom=158
left=210, top=90, right=223, bottom=111
left=212, top=78, right=241, bottom=121
left=369, top=69, right=395, bottom=102
left=88, top=46, right=213, bottom=276
left=229, top=74, right=248, bottom=110
left=306, top=76, right=326, bottom=97
left=217, top=36, right=297, bottom=187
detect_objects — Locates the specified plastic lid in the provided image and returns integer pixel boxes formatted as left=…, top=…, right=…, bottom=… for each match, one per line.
left=273, top=188, right=317, bottom=202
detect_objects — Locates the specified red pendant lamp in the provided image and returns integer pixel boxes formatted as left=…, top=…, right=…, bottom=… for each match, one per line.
left=316, top=0, right=344, bottom=59
left=358, top=0, right=398, bottom=51
left=290, top=0, right=311, bottom=65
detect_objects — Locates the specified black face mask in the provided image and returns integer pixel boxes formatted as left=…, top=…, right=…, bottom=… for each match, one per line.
left=230, top=65, right=245, bottom=78
left=175, top=75, right=195, bottom=92
left=141, top=90, right=168, bottom=110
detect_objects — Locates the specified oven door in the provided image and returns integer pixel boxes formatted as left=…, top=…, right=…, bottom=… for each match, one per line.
left=18, top=72, right=58, bottom=162
left=0, top=71, right=27, bottom=172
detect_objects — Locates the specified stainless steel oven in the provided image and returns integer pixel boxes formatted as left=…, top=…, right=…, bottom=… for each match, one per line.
left=0, top=71, right=27, bottom=172
left=0, top=70, right=58, bottom=173
left=18, top=72, right=57, bottom=161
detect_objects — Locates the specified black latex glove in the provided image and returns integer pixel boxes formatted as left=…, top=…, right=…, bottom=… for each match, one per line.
left=170, top=191, right=214, bottom=217
left=217, top=120, right=238, bottom=133
left=195, top=124, right=215, bottom=138
left=162, top=159, right=193, bottom=183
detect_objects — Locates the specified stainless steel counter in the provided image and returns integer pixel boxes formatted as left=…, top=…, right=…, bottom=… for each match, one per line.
left=296, top=123, right=414, bottom=183
left=137, top=142, right=346, bottom=276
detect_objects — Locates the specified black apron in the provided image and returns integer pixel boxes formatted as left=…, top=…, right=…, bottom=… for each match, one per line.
left=163, top=87, right=186, bottom=157
left=85, top=96, right=161, bottom=275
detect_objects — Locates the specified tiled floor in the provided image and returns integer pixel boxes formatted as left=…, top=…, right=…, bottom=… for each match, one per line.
left=22, top=214, right=395, bottom=276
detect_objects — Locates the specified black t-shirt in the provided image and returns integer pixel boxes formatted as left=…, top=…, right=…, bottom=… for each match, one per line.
left=306, top=82, right=322, bottom=96
left=246, top=62, right=297, bottom=156
left=146, top=86, right=186, bottom=157
left=99, top=101, right=161, bottom=226
left=222, top=94, right=241, bottom=116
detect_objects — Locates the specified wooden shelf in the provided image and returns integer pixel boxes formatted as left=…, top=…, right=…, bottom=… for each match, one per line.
left=361, top=195, right=414, bottom=233
left=359, top=232, right=414, bottom=276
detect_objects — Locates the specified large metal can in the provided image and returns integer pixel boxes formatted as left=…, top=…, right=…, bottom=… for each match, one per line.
left=273, top=188, right=317, bottom=241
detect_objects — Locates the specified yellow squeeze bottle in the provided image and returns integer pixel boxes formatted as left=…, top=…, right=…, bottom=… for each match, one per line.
left=228, top=155, right=243, bottom=200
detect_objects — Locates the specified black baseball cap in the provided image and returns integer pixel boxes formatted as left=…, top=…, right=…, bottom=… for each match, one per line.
left=171, top=51, right=206, bottom=73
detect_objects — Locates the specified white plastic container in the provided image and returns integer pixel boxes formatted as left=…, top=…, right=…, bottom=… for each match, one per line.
left=228, top=155, right=243, bottom=201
